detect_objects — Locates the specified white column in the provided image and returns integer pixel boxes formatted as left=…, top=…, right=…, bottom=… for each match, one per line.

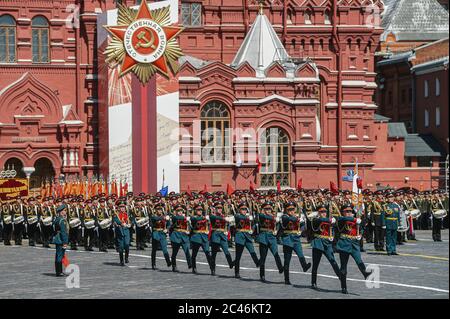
left=75, top=149, right=79, bottom=166
left=63, top=149, right=68, bottom=166
left=69, top=149, right=75, bottom=167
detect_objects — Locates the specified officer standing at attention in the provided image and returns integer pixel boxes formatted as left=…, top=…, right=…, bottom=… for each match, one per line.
left=280, top=201, right=311, bottom=285
left=52, top=204, right=69, bottom=277
left=169, top=204, right=192, bottom=272
left=150, top=203, right=172, bottom=270
left=257, top=201, right=284, bottom=282
left=233, top=202, right=260, bottom=279
left=384, top=191, right=400, bottom=256
left=112, top=201, right=131, bottom=266
left=336, top=203, right=373, bottom=294
left=310, top=204, right=342, bottom=290
left=190, top=204, right=213, bottom=274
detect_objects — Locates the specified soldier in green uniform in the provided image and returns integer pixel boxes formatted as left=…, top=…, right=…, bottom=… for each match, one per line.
left=280, top=201, right=311, bottom=285
left=169, top=204, right=192, bottom=272
left=233, top=202, right=260, bottom=279
left=52, top=204, right=69, bottom=277
left=384, top=191, right=401, bottom=255
left=209, top=201, right=235, bottom=275
left=150, top=203, right=172, bottom=270
left=371, top=190, right=386, bottom=251
left=257, top=201, right=284, bottom=282
left=190, top=204, right=213, bottom=274
left=336, top=203, right=373, bottom=294
left=310, top=204, right=342, bottom=290
left=112, top=201, right=131, bottom=266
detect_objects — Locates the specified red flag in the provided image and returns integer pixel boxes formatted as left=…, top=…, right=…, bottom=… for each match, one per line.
left=276, top=181, right=281, bottom=192
left=199, top=184, right=208, bottom=194
left=330, top=181, right=339, bottom=194
left=62, top=255, right=70, bottom=268
left=357, top=177, right=363, bottom=189
left=297, top=178, right=303, bottom=191
left=226, top=183, right=234, bottom=196
left=256, top=155, right=262, bottom=173
left=123, top=182, right=128, bottom=195
left=119, top=181, right=124, bottom=197
left=186, top=185, right=192, bottom=196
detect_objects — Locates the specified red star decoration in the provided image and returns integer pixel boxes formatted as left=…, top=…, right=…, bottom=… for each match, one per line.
left=105, top=0, right=183, bottom=77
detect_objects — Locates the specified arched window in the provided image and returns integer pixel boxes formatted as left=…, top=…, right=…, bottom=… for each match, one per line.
left=304, top=10, right=312, bottom=24
left=324, top=10, right=331, bottom=24
left=259, top=127, right=290, bottom=187
left=200, top=101, right=231, bottom=163
left=0, top=15, right=16, bottom=63
left=436, top=78, right=441, bottom=96
left=3, top=157, right=26, bottom=178
left=424, top=108, right=430, bottom=128
left=32, top=16, right=49, bottom=63
left=424, top=80, right=429, bottom=98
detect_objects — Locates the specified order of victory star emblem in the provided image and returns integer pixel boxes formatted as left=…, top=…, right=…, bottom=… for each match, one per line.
left=104, top=0, right=184, bottom=84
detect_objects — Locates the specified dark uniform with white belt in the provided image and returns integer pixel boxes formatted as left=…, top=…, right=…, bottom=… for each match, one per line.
left=150, top=203, right=172, bottom=270
left=52, top=204, right=69, bottom=277
left=190, top=204, right=213, bottom=274
left=169, top=204, right=192, bottom=272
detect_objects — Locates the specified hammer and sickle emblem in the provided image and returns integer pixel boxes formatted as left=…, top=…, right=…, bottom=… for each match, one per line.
left=135, top=28, right=157, bottom=50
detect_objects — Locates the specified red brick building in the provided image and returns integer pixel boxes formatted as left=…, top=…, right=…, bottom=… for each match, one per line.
left=0, top=0, right=442, bottom=192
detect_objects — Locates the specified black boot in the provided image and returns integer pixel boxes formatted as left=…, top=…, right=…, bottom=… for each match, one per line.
left=311, top=272, right=318, bottom=289
left=187, top=256, right=192, bottom=269
left=172, top=256, right=178, bottom=272
left=357, top=263, right=373, bottom=279
left=284, top=265, right=291, bottom=285
left=234, top=260, right=241, bottom=279
left=164, top=253, right=172, bottom=267
left=191, top=257, right=197, bottom=273
left=205, top=252, right=213, bottom=270
left=119, top=252, right=125, bottom=266
left=274, top=254, right=284, bottom=274
left=250, top=252, right=260, bottom=267
left=330, top=261, right=342, bottom=279
left=300, top=257, right=311, bottom=272
left=225, top=254, right=234, bottom=269
left=151, top=258, right=157, bottom=270
left=260, top=265, right=266, bottom=282
left=55, top=261, right=62, bottom=277
left=125, top=250, right=129, bottom=263
left=341, top=274, right=348, bottom=294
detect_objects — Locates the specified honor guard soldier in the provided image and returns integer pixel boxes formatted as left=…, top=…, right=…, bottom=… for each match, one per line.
left=132, top=197, right=148, bottom=250
left=280, top=201, right=311, bottom=285
left=363, top=190, right=374, bottom=243
left=337, top=203, right=373, bottom=294
left=233, top=202, right=260, bottom=279
left=52, top=204, right=69, bottom=277
left=67, top=199, right=82, bottom=250
left=431, top=189, right=446, bottom=242
left=190, top=204, right=213, bottom=274
left=12, top=198, right=25, bottom=245
left=97, top=198, right=112, bottom=252
left=82, top=199, right=96, bottom=251
left=40, top=198, right=54, bottom=248
left=371, top=190, right=386, bottom=251
left=150, top=203, right=172, bottom=270
left=25, top=197, right=40, bottom=246
left=209, top=201, right=235, bottom=275
left=169, top=204, right=192, bottom=272
left=113, top=201, right=131, bottom=266
left=1, top=200, right=12, bottom=245
left=257, top=201, right=284, bottom=282
left=384, top=191, right=401, bottom=255
left=404, top=189, right=418, bottom=240
left=395, top=190, right=407, bottom=245
left=310, top=204, right=342, bottom=290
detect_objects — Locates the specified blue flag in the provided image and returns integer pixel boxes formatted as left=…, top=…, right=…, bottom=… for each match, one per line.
left=160, top=186, right=169, bottom=197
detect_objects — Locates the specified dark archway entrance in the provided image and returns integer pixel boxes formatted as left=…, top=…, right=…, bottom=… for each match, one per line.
left=30, top=158, right=55, bottom=189
left=3, top=158, right=26, bottom=178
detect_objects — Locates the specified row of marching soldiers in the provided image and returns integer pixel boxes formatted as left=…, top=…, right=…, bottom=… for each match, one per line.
left=1, top=188, right=448, bottom=293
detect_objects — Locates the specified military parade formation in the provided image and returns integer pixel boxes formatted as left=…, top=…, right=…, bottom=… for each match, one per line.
left=0, top=187, right=448, bottom=294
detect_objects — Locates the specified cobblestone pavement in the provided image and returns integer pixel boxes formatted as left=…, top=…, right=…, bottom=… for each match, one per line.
left=0, top=230, right=448, bottom=299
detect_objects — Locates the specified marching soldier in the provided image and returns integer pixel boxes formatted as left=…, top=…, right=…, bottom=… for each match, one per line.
left=280, top=201, right=311, bottom=285
left=67, top=199, right=82, bottom=250
left=190, top=204, right=213, bottom=274
left=52, top=204, right=69, bottom=277
left=233, top=202, right=260, bottom=279
left=336, top=203, right=373, bottom=294
left=132, top=197, right=148, bottom=250
left=363, top=190, right=374, bottom=243
left=310, top=204, right=342, bottom=290
left=12, top=198, right=25, bottom=245
left=81, top=199, right=96, bottom=251
left=150, top=203, right=172, bottom=270
left=371, top=190, right=386, bottom=251
left=384, top=191, right=401, bottom=255
left=97, top=198, right=112, bottom=252
left=169, top=204, right=192, bottom=272
left=431, top=189, right=445, bottom=242
left=257, top=201, right=284, bottom=282
left=112, top=201, right=131, bottom=266
left=40, top=198, right=54, bottom=248
left=1, top=199, right=12, bottom=245
left=395, top=191, right=407, bottom=245
left=25, top=197, right=40, bottom=246
left=209, top=201, right=235, bottom=275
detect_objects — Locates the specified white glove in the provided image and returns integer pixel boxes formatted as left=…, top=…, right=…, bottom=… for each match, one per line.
left=276, top=217, right=281, bottom=223
left=163, top=229, right=168, bottom=234
left=248, top=215, right=254, bottom=221
left=371, top=222, right=375, bottom=226
left=186, top=216, right=191, bottom=222
left=331, top=217, right=336, bottom=224
left=205, top=215, right=210, bottom=221
left=225, top=216, right=234, bottom=223
left=165, top=215, right=170, bottom=221
left=382, top=226, right=386, bottom=229
left=356, top=218, right=362, bottom=225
